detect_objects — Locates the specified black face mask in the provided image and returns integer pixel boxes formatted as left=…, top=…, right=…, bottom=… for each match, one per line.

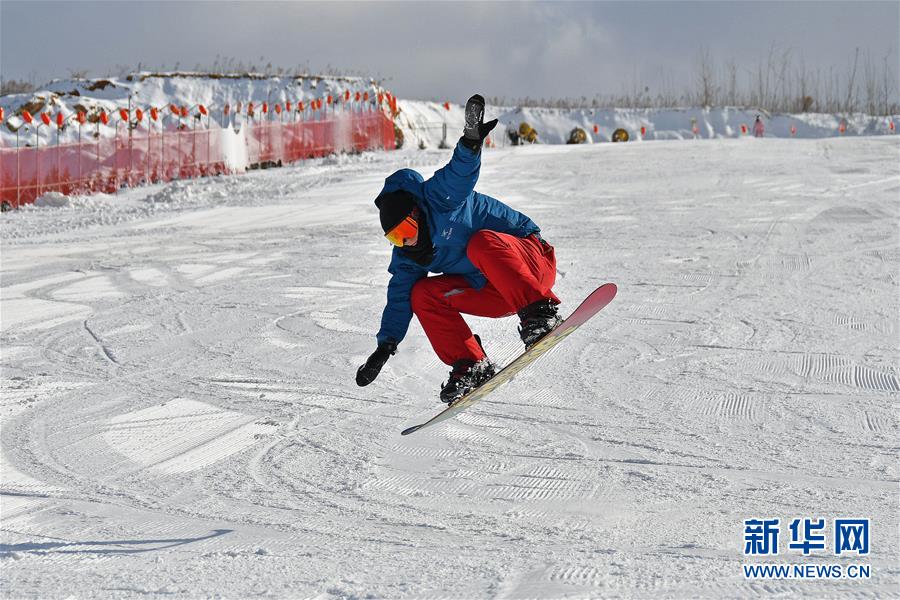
left=400, top=211, right=434, bottom=266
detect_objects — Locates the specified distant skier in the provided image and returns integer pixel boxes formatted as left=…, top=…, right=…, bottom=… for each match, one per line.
left=356, top=95, right=562, bottom=403
left=753, top=115, right=765, bottom=138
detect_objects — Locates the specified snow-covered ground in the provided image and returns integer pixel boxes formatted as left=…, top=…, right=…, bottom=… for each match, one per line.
left=1, top=137, right=898, bottom=598
left=387, top=100, right=898, bottom=149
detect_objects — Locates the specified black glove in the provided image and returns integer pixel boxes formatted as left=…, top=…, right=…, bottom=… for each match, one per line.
left=356, top=341, right=397, bottom=386
left=460, top=94, right=498, bottom=152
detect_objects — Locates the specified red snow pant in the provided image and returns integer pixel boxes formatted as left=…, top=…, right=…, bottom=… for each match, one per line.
left=410, top=230, right=559, bottom=366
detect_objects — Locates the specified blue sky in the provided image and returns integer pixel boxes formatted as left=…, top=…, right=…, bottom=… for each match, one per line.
left=2, top=1, right=897, bottom=103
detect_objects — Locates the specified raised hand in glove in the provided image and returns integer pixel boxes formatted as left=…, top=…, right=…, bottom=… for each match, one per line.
left=461, top=94, right=498, bottom=152
left=355, top=341, right=397, bottom=386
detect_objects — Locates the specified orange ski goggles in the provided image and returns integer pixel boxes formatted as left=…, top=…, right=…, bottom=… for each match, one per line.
left=384, top=215, right=418, bottom=247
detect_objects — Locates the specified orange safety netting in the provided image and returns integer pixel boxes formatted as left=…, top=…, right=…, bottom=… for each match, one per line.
left=1, top=111, right=395, bottom=208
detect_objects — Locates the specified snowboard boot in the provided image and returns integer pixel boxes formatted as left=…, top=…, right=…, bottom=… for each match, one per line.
left=440, top=357, right=496, bottom=404
left=517, top=298, right=562, bottom=350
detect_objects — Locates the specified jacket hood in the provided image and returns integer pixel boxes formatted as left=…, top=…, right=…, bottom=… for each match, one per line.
left=376, top=169, right=425, bottom=201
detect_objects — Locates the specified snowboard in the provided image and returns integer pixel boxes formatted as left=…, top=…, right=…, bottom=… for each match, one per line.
left=401, top=283, right=617, bottom=436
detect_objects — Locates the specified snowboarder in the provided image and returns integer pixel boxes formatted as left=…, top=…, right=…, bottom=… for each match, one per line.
left=356, top=94, right=562, bottom=403
left=753, top=115, right=765, bottom=138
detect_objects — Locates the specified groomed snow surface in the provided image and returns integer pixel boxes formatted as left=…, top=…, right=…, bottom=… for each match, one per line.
left=1, top=137, right=898, bottom=598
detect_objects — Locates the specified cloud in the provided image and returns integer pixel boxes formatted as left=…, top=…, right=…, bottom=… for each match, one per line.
left=1, top=1, right=897, bottom=104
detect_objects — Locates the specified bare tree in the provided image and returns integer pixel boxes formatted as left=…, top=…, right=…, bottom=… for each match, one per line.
left=880, top=49, right=897, bottom=115
left=694, top=46, right=717, bottom=107
left=0, top=79, right=35, bottom=95
left=774, top=48, right=792, bottom=111
left=795, top=56, right=810, bottom=112
left=844, top=47, right=860, bottom=112
left=724, top=59, right=738, bottom=106
left=863, top=50, right=878, bottom=115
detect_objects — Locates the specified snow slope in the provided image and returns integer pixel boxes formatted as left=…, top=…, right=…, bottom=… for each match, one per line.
left=1, top=137, right=898, bottom=598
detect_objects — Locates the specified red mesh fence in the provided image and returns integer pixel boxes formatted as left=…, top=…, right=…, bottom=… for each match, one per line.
left=0, top=111, right=394, bottom=209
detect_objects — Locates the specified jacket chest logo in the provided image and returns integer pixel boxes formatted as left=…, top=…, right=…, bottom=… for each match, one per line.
left=441, top=227, right=453, bottom=240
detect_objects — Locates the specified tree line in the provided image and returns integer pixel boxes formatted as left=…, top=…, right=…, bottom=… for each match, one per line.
left=490, top=46, right=898, bottom=116
left=4, top=47, right=898, bottom=116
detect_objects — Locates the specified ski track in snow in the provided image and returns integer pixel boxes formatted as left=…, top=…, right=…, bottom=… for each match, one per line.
left=1, top=138, right=898, bottom=598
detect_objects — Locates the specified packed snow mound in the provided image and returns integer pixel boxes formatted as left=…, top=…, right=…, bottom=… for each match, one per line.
left=31, top=191, right=119, bottom=210
left=33, top=191, right=69, bottom=207
left=144, top=180, right=229, bottom=204
left=394, top=100, right=898, bottom=148
left=0, top=72, right=388, bottom=144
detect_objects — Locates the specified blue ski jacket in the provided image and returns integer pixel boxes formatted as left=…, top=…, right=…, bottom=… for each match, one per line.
left=375, top=141, right=540, bottom=345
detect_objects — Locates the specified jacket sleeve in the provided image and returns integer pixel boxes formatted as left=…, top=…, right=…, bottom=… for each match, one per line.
left=475, top=192, right=541, bottom=238
left=423, top=141, right=481, bottom=211
left=376, top=253, right=427, bottom=345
